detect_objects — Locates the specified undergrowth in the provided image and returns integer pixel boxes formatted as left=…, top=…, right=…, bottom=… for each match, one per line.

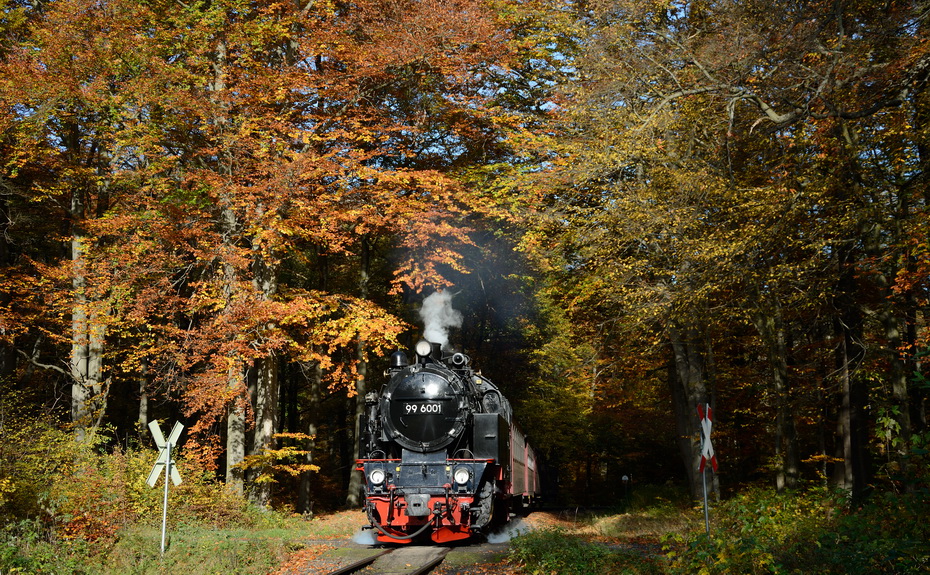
left=510, top=485, right=930, bottom=574
left=0, top=405, right=320, bottom=574
left=665, top=486, right=930, bottom=574
left=4, top=404, right=929, bottom=574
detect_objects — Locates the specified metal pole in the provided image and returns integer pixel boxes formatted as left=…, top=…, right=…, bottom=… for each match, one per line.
left=161, top=441, right=171, bottom=554
left=702, top=468, right=710, bottom=537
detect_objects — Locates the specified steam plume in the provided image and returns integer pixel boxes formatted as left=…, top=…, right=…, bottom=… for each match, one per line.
left=352, top=529, right=376, bottom=545
left=488, top=518, right=532, bottom=543
left=419, top=291, right=462, bottom=349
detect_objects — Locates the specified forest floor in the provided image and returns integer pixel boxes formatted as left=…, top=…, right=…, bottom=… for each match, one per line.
left=270, top=507, right=688, bottom=574
left=270, top=509, right=522, bottom=575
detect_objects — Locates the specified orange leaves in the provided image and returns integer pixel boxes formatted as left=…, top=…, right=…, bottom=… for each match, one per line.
left=0, top=0, right=524, bottom=471
left=344, top=0, right=511, bottom=73
left=60, top=513, right=118, bottom=542
left=278, top=291, right=407, bottom=366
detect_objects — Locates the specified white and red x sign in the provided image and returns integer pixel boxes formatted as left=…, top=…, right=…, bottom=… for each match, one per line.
left=147, top=420, right=183, bottom=487
left=697, top=403, right=718, bottom=473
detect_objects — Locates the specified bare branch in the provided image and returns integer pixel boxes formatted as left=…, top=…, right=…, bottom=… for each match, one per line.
left=16, top=348, right=70, bottom=378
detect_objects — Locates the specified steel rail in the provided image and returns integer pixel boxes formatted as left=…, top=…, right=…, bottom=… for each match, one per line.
left=324, top=547, right=450, bottom=575
left=408, top=549, right=449, bottom=575
left=326, top=549, right=392, bottom=575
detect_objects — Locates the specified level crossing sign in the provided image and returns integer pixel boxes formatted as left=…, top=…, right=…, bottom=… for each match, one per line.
left=147, top=420, right=183, bottom=554
left=147, top=421, right=183, bottom=487
left=697, top=403, right=718, bottom=537
left=697, top=403, right=718, bottom=473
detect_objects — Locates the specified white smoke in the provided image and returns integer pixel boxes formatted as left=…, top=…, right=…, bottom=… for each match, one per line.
left=352, top=528, right=377, bottom=545
left=418, top=291, right=462, bottom=349
left=487, top=518, right=532, bottom=543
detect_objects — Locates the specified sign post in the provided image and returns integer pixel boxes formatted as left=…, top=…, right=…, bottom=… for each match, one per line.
left=147, top=421, right=183, bottom=555
left=697, top=404, right=717, bottom=537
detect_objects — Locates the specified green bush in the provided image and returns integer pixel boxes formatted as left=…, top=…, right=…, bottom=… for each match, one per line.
left=92, top=524, right=308, bottom=575
left=665, top=487, right=930, bottom=574
left=803, top=491, right=930, bottom=574
left=0, top=518, right=93, bottom=574
left=0, top=398, right=78, bottom=522
left=31, top=432, right=262, bottom=540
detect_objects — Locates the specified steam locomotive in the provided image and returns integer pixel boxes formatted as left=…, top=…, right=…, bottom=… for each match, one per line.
left=356, top=340, right=540, bottom=543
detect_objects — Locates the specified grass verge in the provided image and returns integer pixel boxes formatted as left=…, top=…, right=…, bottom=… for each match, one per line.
left=0, top=509, right=362, bottom=574
left=511, top=487, right=930, bottom=575
left=510, top=527, right=666, bottom=575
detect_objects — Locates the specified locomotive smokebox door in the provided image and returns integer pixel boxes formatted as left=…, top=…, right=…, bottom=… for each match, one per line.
left=382, top=367, right=467, bottom=452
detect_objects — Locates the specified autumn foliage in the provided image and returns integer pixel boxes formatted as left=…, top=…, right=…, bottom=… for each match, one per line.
left=2, top=4, right=930, bottom=570
left=525, top=0, right=930, bottom=501
left=0, top=0, right=535, bottom=508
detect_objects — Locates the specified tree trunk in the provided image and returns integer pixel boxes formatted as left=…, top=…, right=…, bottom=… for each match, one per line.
left=832, top=270, right=870, bottom=500
left=751, top=303, right=800, bottom=491
left=250, top=355, right=279, bottom=507
left=138, top=358, right=149, bottom=429
left=248, top=211, right=281, bottom=507
left=226, top=361, right=247, bottom=496
left=911, top=79, right=930, bottom=436
left=207, top=35, right=250, bottom=494
left=298, top=250, right=328, bottom=514
left=668, top=324, right=717, bottom=501
left=869, top=174, right=915, bottom=485
left=346, top=236, right=370, bottom=508
left=224, top=349, right=247, bottom=494
left=0, top=199, right=14, bottom=384
left=221, top=199, right=247, bottom=494
left=881, top=308, right=913, bottom=482
left=70, top=224, right=107, bottom=442
left=297, top=358, right=321, bottom=515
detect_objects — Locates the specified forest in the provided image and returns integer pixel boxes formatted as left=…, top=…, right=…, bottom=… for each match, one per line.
left=1, top=0, right=930, bottom=567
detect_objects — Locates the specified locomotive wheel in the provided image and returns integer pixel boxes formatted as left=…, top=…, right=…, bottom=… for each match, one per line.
left=471, top=480, right=494, bottom=530
left=491, top=485, right=511, bottom=528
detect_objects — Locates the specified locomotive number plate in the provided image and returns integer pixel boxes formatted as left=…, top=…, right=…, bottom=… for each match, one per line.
left=404, top=402, right=442, bottom=414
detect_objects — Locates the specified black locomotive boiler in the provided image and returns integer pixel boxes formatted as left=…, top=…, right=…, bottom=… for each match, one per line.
left=356, top=340, right=540, bottom=543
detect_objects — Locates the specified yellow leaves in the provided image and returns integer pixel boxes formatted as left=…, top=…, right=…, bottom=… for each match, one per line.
left=235, top=433, right=320, bottom=484
left=0, top=477, right=12, bottom=508
left=187, top=281, right=230, bottom=314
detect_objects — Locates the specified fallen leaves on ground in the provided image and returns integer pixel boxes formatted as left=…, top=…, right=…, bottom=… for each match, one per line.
left=270, top=545, right=333, bottom=575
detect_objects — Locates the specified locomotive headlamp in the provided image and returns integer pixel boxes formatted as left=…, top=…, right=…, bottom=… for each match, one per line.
left=369, top=469, right=386, bottom=485
left=415, top=340, right=432, bottom=358
left=453, top=467, right=470, bottom=485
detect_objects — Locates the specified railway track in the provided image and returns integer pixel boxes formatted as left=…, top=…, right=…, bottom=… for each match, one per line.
left=324, top=547, right=450, bottom=575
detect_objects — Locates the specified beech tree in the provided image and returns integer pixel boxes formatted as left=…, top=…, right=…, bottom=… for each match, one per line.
left=0, top=0, right=171, bottom=440
left=0, top=0, right=536, bottom=507
left=529, top=0, right=930, bottom=499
